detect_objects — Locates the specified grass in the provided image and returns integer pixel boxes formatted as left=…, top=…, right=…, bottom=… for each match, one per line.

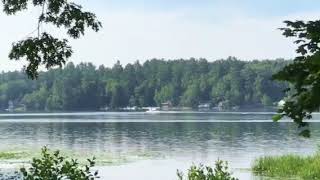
left=0, top=151, right=31, bottom=160
left=0, top=148, right=161, bottom=166
left=252, top=152, right=320, bottom=179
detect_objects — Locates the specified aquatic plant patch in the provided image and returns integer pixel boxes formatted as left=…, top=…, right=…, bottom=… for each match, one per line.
left=253, top=153, right=320, bottom=179
left=0, top=148, right=161, bottom=166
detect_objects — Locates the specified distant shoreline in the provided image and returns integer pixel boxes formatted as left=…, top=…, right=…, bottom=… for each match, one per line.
left=0, top=106, right=279, bottom=114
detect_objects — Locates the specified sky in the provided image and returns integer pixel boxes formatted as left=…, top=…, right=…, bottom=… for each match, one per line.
left=1, top=0, right=320, bottom=71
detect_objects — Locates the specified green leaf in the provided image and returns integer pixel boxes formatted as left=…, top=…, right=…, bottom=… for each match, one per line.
left=299, top=129, right=310, bottom=138
left=272, top=114, right=283, bottom=122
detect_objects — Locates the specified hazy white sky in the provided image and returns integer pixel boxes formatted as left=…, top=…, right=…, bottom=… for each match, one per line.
left=1, top=0, right=320, bottom=71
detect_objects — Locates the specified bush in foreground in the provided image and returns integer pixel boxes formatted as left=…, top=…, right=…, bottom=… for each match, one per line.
left=177, top=160, right=238, bottom=180
left=20, top=147, right=99, bottom=180
left=253, top=153, right=320, bottom=179
left=16, top=147, right=238, bottom=180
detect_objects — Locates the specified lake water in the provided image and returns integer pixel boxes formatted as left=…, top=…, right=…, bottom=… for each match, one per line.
left=0, top=112, right=320, bottom=180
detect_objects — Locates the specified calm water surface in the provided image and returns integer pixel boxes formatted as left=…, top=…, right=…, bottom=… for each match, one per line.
left=0, top=112, right=320, bottom=180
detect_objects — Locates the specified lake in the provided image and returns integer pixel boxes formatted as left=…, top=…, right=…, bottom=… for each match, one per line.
left=0, top=112, right=320, bottom=179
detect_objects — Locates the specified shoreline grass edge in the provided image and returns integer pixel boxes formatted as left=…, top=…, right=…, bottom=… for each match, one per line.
left=252, top=152, right=320, bottom=179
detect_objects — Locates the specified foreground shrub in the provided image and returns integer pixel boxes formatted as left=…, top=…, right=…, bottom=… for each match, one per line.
left=253, top=153, right=320, bottom=179
left=177, top=160, right=238, bottom=180
left=20, top=146, right=99, bottom=180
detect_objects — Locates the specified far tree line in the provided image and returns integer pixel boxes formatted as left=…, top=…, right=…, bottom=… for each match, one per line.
left=0, top=57, right=289, bottom=111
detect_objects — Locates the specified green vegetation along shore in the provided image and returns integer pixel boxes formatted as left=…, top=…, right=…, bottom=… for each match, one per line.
left=253, top=152, right=320, bottom=179
left=0, top=57, right=289, bottom=112
left=0, top=148, right=160, bottom=166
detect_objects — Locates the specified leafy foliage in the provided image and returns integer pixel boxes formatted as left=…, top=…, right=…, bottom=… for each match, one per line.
left=2, top=0, right=102, bottom=79
left=0, top=58, right=288, bottom=111
left=20, top=146, right=99, bottom=180
left=9, top=33, right=72, bottom=79
left=177, top=160, right=238, bottom=180
left=273, top=20, right=320, bottom=137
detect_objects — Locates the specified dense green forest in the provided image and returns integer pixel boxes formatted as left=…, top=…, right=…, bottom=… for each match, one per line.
left=0, top=57, right=289, bottom=111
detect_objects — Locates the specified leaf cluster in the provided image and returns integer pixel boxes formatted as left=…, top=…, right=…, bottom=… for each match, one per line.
left=177, top=160, right=238, bottom=180
left=2, top=0, right=102, bottom=79
left=20, top=146, right=99, bottom=180
left=9, top=33, right=72, bottom=79
left=273, top=20, right=320, bottom=137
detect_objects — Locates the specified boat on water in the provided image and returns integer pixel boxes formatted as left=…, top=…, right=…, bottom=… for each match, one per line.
left=145, top=107, right=161, bottom=113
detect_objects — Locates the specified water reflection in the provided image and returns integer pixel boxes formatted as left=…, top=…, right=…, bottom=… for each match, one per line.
left=0, top=112, right=319, bottom=179
left=0, top=122, right=319, bottom=157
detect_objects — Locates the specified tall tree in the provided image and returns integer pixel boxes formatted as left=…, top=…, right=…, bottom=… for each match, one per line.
left=0, top=58, right=288, bottom=111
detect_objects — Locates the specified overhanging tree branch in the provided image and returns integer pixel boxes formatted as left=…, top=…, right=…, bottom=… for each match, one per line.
left=2, top=0, right=102, bottom=79
left=273, top=20, right=320, bottom=137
